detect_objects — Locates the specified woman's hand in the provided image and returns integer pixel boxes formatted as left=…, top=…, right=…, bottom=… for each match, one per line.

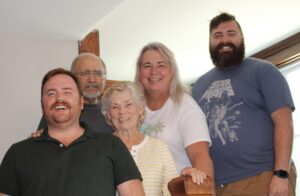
left=181, top=167, right=207, bottom=185
left=29, top=129, right=43, bottom=138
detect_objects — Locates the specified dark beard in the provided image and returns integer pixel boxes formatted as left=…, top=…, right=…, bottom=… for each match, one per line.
left=209, top=41, right=245, bottom=69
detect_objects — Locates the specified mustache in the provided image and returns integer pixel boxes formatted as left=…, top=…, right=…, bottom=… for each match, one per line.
left=50, top=101, right=71, bottom=110
left=84, top=83, right=101, bottom=89
left=216, top=42, right=236, bottom=51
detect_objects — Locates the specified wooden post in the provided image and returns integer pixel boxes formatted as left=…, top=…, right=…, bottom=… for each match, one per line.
left=78, top=30, right=100, bottom=56
left=78, top=29, right=119, bottom=89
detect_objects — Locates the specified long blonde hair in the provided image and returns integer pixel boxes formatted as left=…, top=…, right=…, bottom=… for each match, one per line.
left=134, top=42, right=190, bottom=104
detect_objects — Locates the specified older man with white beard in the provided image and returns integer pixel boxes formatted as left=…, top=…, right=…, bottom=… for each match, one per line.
left=37, top=53, right=113, bottom=134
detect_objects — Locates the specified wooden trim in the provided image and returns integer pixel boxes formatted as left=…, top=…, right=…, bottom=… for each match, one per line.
left=251, top=32, right=300, bottom=68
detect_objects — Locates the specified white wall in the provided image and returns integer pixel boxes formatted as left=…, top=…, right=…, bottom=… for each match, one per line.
left=0, top=33, right=77, bottom=160
left=98, top=0, right=300, bottom=84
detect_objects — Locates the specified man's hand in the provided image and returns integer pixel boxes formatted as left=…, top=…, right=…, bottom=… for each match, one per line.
left=268, top=175, right=289, bottom=196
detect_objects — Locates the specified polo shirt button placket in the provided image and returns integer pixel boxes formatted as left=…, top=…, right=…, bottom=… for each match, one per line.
left=59, top=143, right=64, bottom=148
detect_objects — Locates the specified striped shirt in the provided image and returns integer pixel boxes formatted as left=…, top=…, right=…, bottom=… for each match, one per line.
left=130, top=136, right=178, bottom=196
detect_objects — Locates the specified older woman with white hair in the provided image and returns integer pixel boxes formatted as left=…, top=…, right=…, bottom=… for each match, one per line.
left=101, top=81, right=204, bottom=196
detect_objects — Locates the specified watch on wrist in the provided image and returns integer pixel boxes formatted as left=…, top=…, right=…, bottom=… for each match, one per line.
left=273, top=170, right=289, bottom=179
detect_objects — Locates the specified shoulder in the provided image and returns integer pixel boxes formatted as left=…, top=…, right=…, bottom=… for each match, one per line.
left=242, top=57, right=283, bottom=81
left=243, top=57, right=276, bottom=71
left=179, top=93, right=202, bottom=111
left=192, top=67, right=218, bottom=93
left=244, top=57, right=272, bottom=65
left=145, top=137, right=173, bottom=159
left=195, top=67, right=216, bottom=82
left=147, top=136, right=168, bottom=148
left=88, top=131, right=124, bottom=147
left=11, top=138, right=36, bottom=149
left=1, top=138, right=38, bottom=159
left=182, top=93, right=197, bottom=102
left=95, top=132, right=121, bottom=142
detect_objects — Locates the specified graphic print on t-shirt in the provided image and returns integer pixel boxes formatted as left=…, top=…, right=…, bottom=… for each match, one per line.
left=141, top=121, right=165, bottom=137
left=197, top=79, right=243, bottom=145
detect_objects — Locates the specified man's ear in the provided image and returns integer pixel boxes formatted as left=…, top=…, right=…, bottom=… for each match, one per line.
left=41, top=99, right=45, bottom=114
left=107, top=112, right=112, bottom=121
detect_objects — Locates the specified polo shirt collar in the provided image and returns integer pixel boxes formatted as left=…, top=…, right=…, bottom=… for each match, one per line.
left=33, top=122, right=98, bottom=143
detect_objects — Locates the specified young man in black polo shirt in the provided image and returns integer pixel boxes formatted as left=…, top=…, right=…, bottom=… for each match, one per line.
left=37, top=53, right=114, bottom=134
left=0, top=68, right=144, bottom=196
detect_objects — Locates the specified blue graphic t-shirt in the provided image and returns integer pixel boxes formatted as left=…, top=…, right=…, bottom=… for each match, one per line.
left=192, top=57, right=294, bottom=185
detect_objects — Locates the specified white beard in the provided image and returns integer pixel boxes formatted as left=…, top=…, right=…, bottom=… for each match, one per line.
left=83, top=91, right=101, bottom=99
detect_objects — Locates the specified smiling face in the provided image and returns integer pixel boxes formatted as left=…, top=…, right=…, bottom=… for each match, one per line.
left=139, top=49, right=172, bottom=96
left=209, top=20, right=245, bottom=68
left=73, top=55, right=105, bottom=103
left=42, top=74, right=83, bottom=127
left=109, top=89, right=143, bottom=132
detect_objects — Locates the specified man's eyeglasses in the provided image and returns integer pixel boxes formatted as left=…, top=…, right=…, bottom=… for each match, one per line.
left=77, top=70, right=106, bottom=79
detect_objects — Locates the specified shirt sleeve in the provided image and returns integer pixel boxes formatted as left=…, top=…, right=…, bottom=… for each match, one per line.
left=258, top=63, right=295, bottom=113
left=112, top=137, right=142, bottom=185
left=0, top=145, right=20, bottom=195
left=178, top=95, right=212, bottom=148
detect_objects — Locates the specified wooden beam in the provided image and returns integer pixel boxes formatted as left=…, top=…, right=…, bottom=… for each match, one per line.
left=251, top=32, right=300, bottom=68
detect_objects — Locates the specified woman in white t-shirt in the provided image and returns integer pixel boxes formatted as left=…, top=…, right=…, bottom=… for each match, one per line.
left=134, top=42, right=214, bottom=183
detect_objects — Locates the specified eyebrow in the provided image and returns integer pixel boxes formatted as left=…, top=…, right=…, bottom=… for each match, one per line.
left=111, top=99, right=133, bottom=105
left=45, top=87, right=73, bottom=93
left=227, top=29, right=237, bottom=33
left=142, top=60, right=168, bottom=65
left=62, top=87, right=73, bottom=91
left=80, top=69, right=103, bottom=72
left=212, top=29, right=237, bottom=36
left=212, top=31, right=222, bottom=36
left=157, top=61, right=168, bottom=64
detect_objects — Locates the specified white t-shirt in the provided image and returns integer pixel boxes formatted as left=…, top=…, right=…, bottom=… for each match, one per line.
left=141, top=93, right=211, bottom=172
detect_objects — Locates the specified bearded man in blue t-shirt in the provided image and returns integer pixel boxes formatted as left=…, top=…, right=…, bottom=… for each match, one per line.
left=192, top=12, right=296, bottom=196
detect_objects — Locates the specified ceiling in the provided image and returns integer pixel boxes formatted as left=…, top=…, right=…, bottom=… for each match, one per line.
left=0, top=0, right=126, bottom=40
left=1, top=0, right=299, bottom=84
left=1, top=0, right=299, bottom=45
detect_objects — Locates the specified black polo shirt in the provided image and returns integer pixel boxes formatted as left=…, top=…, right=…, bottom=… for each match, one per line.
left=0, top=127, right=141, bottom=196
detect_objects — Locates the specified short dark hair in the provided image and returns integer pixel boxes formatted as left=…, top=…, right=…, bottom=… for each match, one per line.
left=41, top=68, right=82, bottom=97
left=209, top=12, right=243, bottom=34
